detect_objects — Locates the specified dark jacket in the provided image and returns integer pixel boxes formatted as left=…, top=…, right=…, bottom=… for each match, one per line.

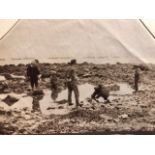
left=134, top=70, right=140, bottom=82
left=27, top=64, right=40, bottom=80
left=92, top=85, right=109, bottom=99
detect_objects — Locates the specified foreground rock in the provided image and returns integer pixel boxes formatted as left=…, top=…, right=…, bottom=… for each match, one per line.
left=2, top=95, right=19, bottom=106
left=0, top=73, right=12, bottom=80
left=0, top=82, right=9, bottom=93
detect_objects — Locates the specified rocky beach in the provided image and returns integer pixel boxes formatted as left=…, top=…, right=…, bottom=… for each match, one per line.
left=0, top=62, right=155, bottom=134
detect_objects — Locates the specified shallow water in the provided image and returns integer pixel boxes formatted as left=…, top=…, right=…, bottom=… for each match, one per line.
left=0, top=57, right=142, bottom=65
left=0, top=83, right=134, bottom=115
left=39, top=83, right=95, bottom=115
left=0, top=93, right=32, bottom=111
left=111, top=83, right=134, bottom=95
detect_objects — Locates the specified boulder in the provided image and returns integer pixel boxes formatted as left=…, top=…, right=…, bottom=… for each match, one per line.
left=47, top=107, right=55, bottom=110
left=119, top=114, right=128, bottom=119
left=82, top=74, right=91, bottom=78
left=133, top=64, right=149, bottom=71
left=139, top=104, right=148, bottom=108
left=0, top=108, right=7, bottom=115
left=56, top=99, right=68, bottom=104
left=17, top=63, right=25, bottom=67
left=0, top=73, right=12, bottom=80
left=14, top=88, right=24, bottom=94
left=41, top=73, right=51, bottom=79
left=2, top=95, right=19, bottom=106
left=32, top=89, right=44, bottom=96
left=0, top=82, right=9, bottom=93
left=58, top=106, right=64, bottom=109
left=3, top=89, right=11, bottom=94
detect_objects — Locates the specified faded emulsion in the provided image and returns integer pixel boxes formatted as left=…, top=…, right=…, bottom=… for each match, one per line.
left=0, top=19, right=154, bottom=134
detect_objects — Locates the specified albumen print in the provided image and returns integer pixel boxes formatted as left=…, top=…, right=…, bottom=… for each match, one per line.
left=0, top=19, right=155, bottom=134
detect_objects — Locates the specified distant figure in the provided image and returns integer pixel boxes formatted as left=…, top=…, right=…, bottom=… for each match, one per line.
left=26, top=60, right=40, bottom=91
left=91, top=84, right=110, bottom=103
left=68, top=59, right=77, bottom=65
left=66, top=69, right=80, bottom=107
left=134, top=68, right=140, bottom=92
left=50, top=73, right=59, bottom=102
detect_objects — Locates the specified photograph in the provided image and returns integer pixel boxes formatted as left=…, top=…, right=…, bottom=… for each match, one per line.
left=0, top=19, right=155, bottom=134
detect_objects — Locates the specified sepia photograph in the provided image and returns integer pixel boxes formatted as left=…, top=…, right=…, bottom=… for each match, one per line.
left=0, top=19, right=155, bottom=134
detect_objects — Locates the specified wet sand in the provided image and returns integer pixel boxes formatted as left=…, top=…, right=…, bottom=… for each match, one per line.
left=0, top=62, right=155, bottom=134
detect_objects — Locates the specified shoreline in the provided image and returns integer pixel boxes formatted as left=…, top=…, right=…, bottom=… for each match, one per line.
left=0, top=62, right=155, bottom=134
left=0, top=58, right=152, bottom=66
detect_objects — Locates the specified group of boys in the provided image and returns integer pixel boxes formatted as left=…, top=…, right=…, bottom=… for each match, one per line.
left=26, top=60, right=140, bottom=107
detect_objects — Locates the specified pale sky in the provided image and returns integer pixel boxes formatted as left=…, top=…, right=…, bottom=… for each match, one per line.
left=0, top=19, right=17, bottom=39
left=0, top=19, right=155, bottom=39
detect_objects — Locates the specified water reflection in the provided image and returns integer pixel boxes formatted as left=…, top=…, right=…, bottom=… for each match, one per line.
left=32, top=94, right=44, bottom=112
left=0, top=82, right=135, bottom=115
